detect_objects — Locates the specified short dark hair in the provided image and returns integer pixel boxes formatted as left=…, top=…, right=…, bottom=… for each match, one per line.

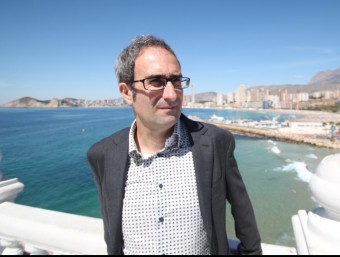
left=115, top=35, right=181, bottom=84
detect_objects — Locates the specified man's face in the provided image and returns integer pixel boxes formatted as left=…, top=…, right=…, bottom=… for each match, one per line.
left=130, top=47, right=184, bottom=132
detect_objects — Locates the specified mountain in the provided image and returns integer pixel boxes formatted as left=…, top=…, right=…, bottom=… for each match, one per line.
left=247, top=68, right=340, bottom=95
left=195, top=92, right=217, bottom=102
left=309, top=68, right=340, bottom=85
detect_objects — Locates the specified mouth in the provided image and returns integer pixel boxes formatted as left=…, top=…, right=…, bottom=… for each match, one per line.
left=159, top=105, right=178, bottom=110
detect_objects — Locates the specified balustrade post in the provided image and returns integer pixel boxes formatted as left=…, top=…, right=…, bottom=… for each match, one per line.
left=24, top=244, right=49, bottom=255
left=0, top=178, right=24, bottom=203
left=0, top=239, right=24, bottom=255
left=292, top=153, right=340, bottom=255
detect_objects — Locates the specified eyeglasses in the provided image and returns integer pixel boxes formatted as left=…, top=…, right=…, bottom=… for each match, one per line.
left=129, top=77, right=190, bottom=91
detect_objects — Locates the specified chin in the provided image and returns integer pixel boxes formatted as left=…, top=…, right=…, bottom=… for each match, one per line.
left=156, top=112, right=180, bottom=127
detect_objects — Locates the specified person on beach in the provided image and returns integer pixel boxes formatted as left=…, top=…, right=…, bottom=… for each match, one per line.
left=87, top=35, right=262, bottom=255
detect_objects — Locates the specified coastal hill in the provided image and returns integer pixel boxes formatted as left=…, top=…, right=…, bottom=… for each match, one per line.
left=310, top=68, right=340, bottom=84
left=1, top=97, right=80, bottom=108
left=1, top=68, right=340, bottom=108
left=248, top=68, right=340, bottom=95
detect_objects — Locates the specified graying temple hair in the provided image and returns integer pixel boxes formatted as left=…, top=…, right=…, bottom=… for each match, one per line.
left=115, top=35, right=181, bottom=84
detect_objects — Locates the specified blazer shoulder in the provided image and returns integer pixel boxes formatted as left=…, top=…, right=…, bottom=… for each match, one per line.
left=182, top=114, right=231, bottom=135
left=186, top=116, right=233, bottom=138
left=182, top=115, right=235, bottom=149
left=203, top=121, right=234, bottom=138
left=87, top=127, right=130, bottom=160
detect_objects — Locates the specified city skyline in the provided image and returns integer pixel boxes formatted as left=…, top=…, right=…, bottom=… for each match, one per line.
left=1, top=0, right=340, bottom=104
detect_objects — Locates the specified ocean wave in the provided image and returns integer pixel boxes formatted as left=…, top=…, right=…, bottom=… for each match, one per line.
left=266, top=140, right=281, bottom=154
left=305, top=153, right=318, bottom=159
left=274, top=161, right=313, bottom=183
left=275, top=232, right=296, bottom=247
left=271, top=146, right=281, bottom=154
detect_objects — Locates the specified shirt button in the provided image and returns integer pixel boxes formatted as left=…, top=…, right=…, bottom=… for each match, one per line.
left=159, top=217, right=164, bottom=223
left=159, top=184, right=163, bottom=189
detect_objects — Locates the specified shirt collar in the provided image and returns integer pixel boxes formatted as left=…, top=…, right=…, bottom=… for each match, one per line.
left=128, top=119, right=189, bottom=159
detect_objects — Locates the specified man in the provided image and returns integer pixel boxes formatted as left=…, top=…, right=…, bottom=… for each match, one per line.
left=87, top=35, right=262, bottom=255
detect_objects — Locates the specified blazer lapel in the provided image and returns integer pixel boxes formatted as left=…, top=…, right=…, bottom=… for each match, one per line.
left=182, top=115, right=214, bottom=243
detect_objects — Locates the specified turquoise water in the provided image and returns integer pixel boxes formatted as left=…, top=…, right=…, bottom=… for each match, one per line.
left=0, top=107, right=338, bottom=247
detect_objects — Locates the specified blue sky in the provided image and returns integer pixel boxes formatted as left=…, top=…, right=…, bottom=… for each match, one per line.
left=1, top=0, right=340, bottom=104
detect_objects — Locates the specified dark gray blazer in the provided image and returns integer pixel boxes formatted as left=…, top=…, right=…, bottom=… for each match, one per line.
left=87, top=114, right=262, bottom=255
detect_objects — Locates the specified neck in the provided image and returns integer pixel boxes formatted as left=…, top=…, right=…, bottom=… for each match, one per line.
left=135, top=122, right=175, bottom=155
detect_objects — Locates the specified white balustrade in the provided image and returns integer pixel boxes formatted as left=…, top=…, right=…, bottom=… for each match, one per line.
left=0, top=202, right=107, bottom=255
left=0, top=178, right=24, bottom=203
left=0, top=178, right=297, bottom=255
left=292, top=153, right=340, bottom=255
left=0, top=239, right=24, bottom=255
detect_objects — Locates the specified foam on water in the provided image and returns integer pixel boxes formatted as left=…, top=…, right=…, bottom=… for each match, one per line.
left=274, top=161, right=313, bottom=183
left=305, top=153, right=318, bottom=159
left=275, top=232, right=296, bottom=247
left=271, top=146, right=281, bottom=154
left=267, top=140, right=281, bottom=154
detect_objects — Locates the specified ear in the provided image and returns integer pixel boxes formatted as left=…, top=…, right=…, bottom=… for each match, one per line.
left=119, top=82, right=133, bottom=105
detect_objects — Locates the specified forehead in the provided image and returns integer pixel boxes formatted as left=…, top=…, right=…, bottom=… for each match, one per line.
left=136, top=47, right=179, bottom=63
left=138, top=46, right=174, bottom=57
left=135, top=47, right=181, bottom=74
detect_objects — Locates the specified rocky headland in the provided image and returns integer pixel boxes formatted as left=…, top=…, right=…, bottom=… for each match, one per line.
left=1, top=97, right=63, bottom=108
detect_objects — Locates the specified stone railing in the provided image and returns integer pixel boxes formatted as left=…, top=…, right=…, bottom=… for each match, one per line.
left=292, top=153, right=340, bottom=255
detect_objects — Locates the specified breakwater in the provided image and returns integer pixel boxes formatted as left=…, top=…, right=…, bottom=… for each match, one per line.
left=208, top=121, right=340, bottom=149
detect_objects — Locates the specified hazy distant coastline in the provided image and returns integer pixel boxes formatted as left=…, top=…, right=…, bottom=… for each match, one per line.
left=0, top=97, right=124, bottom=108
left=2, top=68, right=340, bottom=108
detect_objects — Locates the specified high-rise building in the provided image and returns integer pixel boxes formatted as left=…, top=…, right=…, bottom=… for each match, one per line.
left=235, top=84, right=247, bottom=104
left=216, top=93, right=224, bottom=106
left=191, top=84, right=196, bottom=103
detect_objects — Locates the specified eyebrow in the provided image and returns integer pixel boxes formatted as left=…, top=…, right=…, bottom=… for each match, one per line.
left=145, top=73, right=183, bottom=79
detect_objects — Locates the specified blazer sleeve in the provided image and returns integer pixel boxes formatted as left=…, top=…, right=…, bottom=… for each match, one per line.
left=87, top=144, right=112, bottom=254
left=224, top=134, right=262, bottom=255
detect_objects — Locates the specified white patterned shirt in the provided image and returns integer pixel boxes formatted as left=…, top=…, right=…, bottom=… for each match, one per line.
left=122, top=120, right=211, bottom=255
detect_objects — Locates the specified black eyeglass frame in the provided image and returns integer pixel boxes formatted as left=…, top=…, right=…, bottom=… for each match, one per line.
left=128, top=76, right=190, bottom=91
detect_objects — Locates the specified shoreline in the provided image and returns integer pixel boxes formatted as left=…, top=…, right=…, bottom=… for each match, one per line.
left=207, top=121, right=340, bottom=149
left=185, top=106, right=340, bottom=123
left=189, top=108, right=340, bottom=149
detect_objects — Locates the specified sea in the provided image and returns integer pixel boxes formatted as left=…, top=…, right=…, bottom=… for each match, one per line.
left=0, top=107, right=339, bottom=247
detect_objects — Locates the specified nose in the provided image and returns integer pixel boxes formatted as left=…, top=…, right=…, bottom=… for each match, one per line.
left=162, top=81, right=178, bottom=101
